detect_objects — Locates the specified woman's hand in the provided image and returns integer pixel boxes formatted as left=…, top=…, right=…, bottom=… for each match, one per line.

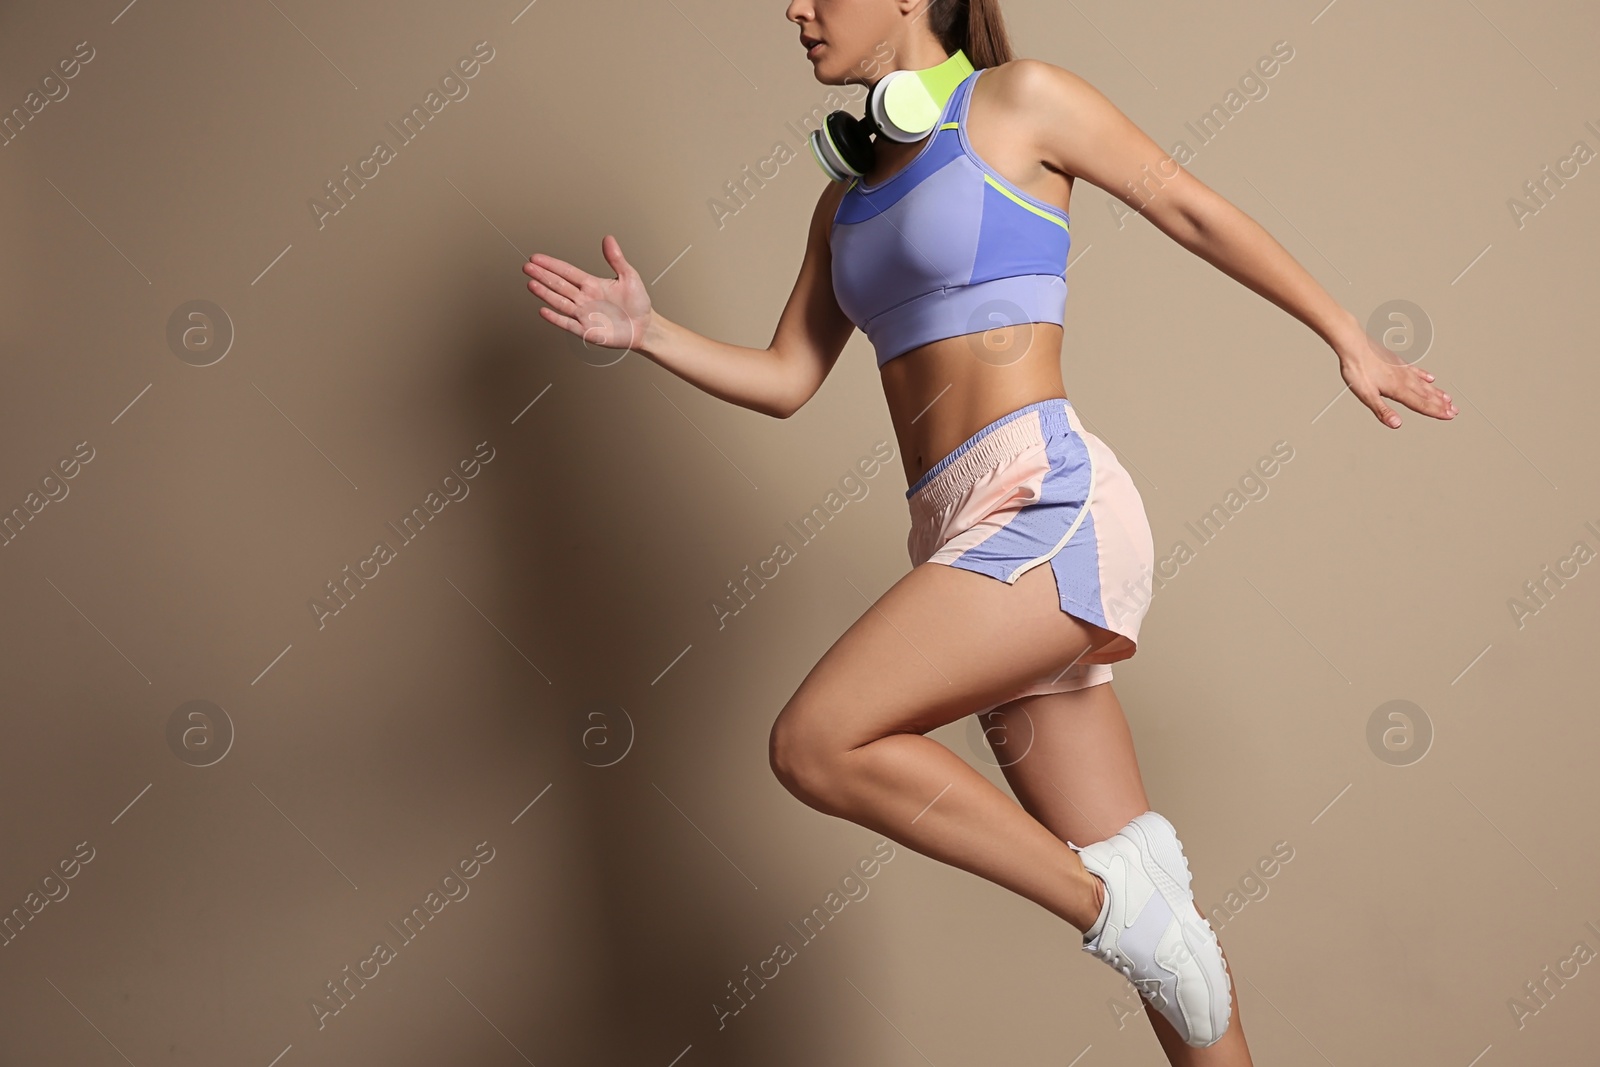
left=1334, top=327, right=1458, bottom=429
left=523, top=234, right=653, bottom=352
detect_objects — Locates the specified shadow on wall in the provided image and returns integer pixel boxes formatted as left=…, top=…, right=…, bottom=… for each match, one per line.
left=456, top=272, right=847, bottom=1064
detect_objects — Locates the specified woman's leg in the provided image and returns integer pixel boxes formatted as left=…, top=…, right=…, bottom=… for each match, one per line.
left=979, top=682, right=1255, bottom=1066
left=768, top=556, right=1121, bottom=933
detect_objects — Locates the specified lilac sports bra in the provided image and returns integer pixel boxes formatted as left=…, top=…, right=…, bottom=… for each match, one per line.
left=830, top=67, right=1073, bottom=368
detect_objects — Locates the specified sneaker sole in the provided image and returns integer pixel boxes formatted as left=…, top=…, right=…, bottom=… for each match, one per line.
left=1121, top=812, right=1232, bottom=1046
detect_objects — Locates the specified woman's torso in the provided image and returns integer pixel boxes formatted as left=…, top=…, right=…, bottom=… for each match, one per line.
left=829, top=62, right=1077, bottom=488
left=879, top=319, right=1068, bottom=487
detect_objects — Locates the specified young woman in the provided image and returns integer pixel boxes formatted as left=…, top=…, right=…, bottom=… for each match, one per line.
left=525, top=0, right=1456, bottom=1059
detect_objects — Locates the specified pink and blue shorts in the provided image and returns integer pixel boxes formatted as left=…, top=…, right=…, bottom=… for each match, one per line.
left=906, top=397, right=1156, bottom=693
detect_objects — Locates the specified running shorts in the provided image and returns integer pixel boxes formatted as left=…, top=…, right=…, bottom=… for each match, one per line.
left=905, top=397, right=1156, bottom=694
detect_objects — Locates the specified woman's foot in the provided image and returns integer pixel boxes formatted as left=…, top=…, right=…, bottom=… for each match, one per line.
left=1069, top=810, right=1232, bottom=1048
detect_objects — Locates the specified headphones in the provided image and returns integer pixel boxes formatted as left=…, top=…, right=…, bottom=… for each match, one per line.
left=808, top=49, right=975, bottom=183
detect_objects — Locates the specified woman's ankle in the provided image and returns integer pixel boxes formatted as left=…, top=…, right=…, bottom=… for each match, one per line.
left=1083, top=871, right=1109, bottom=942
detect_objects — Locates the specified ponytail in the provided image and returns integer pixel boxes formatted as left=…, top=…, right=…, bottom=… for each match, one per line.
left=928, top=0, right=1015, bottom=69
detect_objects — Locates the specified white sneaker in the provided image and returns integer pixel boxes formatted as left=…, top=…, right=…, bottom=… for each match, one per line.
left=1069, top=810, right=1232, bottom=1048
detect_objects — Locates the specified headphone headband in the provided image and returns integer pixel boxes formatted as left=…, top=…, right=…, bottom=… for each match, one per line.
left=809, top=50, right=975, bottom=183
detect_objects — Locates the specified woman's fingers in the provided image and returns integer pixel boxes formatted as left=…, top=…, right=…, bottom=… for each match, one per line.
left=601, top=234, right=636, bottom=281
left=525, top=259, right=585, bottom=301
left=1370, top=366, right=1457, bottom=428
left=1369, top=390, right=1403, bottom=428
left=526, top=274, right=578, bottom=317
left=1415, top=383, right=1455, bottom=420
left=1419, top=368, right=1456, bottom=416
left=538, top=304, right=581, bottom=335
left=524, top=261, right=579, bottom=308
left=1395, top=366, right=1456, bottom=420
left=1350, top=367, right=1404, bottom=428
left=1344, top=345, right=1460, bottom=428
left=526, top=252, right=593, bottom=291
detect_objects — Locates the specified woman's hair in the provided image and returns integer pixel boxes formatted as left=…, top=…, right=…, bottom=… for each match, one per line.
left=927, top=0, right=1015, bottom=69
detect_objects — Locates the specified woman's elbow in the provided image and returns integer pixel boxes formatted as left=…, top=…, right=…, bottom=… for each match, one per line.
left=767, top=366, right=815, bottom=419
left=747, top=388, right=798, bottom=420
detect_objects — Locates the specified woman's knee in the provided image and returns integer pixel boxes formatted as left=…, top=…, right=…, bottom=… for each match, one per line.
left=768, top=705, right=845, bottom=809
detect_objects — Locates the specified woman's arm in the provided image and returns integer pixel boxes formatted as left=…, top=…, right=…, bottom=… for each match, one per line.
left=1010, top=59, right=1456, bottom=429
left=524, top=182, right=856, bottom=420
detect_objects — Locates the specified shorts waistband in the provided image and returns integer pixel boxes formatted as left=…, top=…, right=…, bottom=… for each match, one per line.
left=906, top=397, right=1074, bottom=512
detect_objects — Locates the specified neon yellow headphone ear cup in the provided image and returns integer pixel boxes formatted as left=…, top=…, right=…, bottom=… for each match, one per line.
left=878, top=72, right=943, bottom=139
left=873, top=49, right=975, bottom=142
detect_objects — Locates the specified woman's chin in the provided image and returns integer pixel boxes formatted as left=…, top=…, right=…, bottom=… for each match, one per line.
left=805, top=52, right=849, bottom=84
left=810, top=64, right=851, bottom=86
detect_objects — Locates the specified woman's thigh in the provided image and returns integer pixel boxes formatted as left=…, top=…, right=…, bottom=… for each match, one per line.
left=773, top=557, right=1123, bottom=755
left=977, top=681, right=1152, bottom=847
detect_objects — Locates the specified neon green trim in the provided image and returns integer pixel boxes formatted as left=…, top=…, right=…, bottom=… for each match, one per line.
left=939, top=122, right=959, bottom=130
left=809, top=140, right=834, bottom=179
left=916, top=50, right=975, bottom=104
left=982, top=175, right=1070, bottom=231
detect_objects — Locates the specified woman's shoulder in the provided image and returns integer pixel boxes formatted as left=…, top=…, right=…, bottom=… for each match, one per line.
left=814, top=173, right=850, bottom=214
left=972, top=58, right=1102, bottom=139
left=977, top=57, right=1084, bottom=102
left=811, top=173, right=852, bottom=245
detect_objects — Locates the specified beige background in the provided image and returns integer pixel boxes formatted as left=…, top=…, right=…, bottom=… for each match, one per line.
left=2, top=0, right=1597, bottom=1063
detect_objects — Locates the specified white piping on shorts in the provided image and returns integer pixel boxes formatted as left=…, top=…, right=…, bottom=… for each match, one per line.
left=1003, top=426, right=1097, bottom=584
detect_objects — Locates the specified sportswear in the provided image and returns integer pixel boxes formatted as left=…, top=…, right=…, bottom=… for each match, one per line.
left=809, top=49, right=976, bottom=182
left=830, top=66, right=1072, bottom=368
left=1069, top=811, right=1233, bottom=1048
left=906, top=397, right=1154, bottom=702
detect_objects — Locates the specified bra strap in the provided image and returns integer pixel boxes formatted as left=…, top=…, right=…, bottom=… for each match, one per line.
left=953, top=67, right=982, bottom=129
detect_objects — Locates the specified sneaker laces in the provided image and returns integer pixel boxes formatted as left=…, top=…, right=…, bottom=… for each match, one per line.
left=1091, top=944, right=1171, bottom=1008
left=1091, top=943, right=1133, bottom=981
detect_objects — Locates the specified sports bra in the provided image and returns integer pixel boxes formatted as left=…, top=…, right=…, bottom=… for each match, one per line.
left=830, top=66, right=1072, bottom=369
